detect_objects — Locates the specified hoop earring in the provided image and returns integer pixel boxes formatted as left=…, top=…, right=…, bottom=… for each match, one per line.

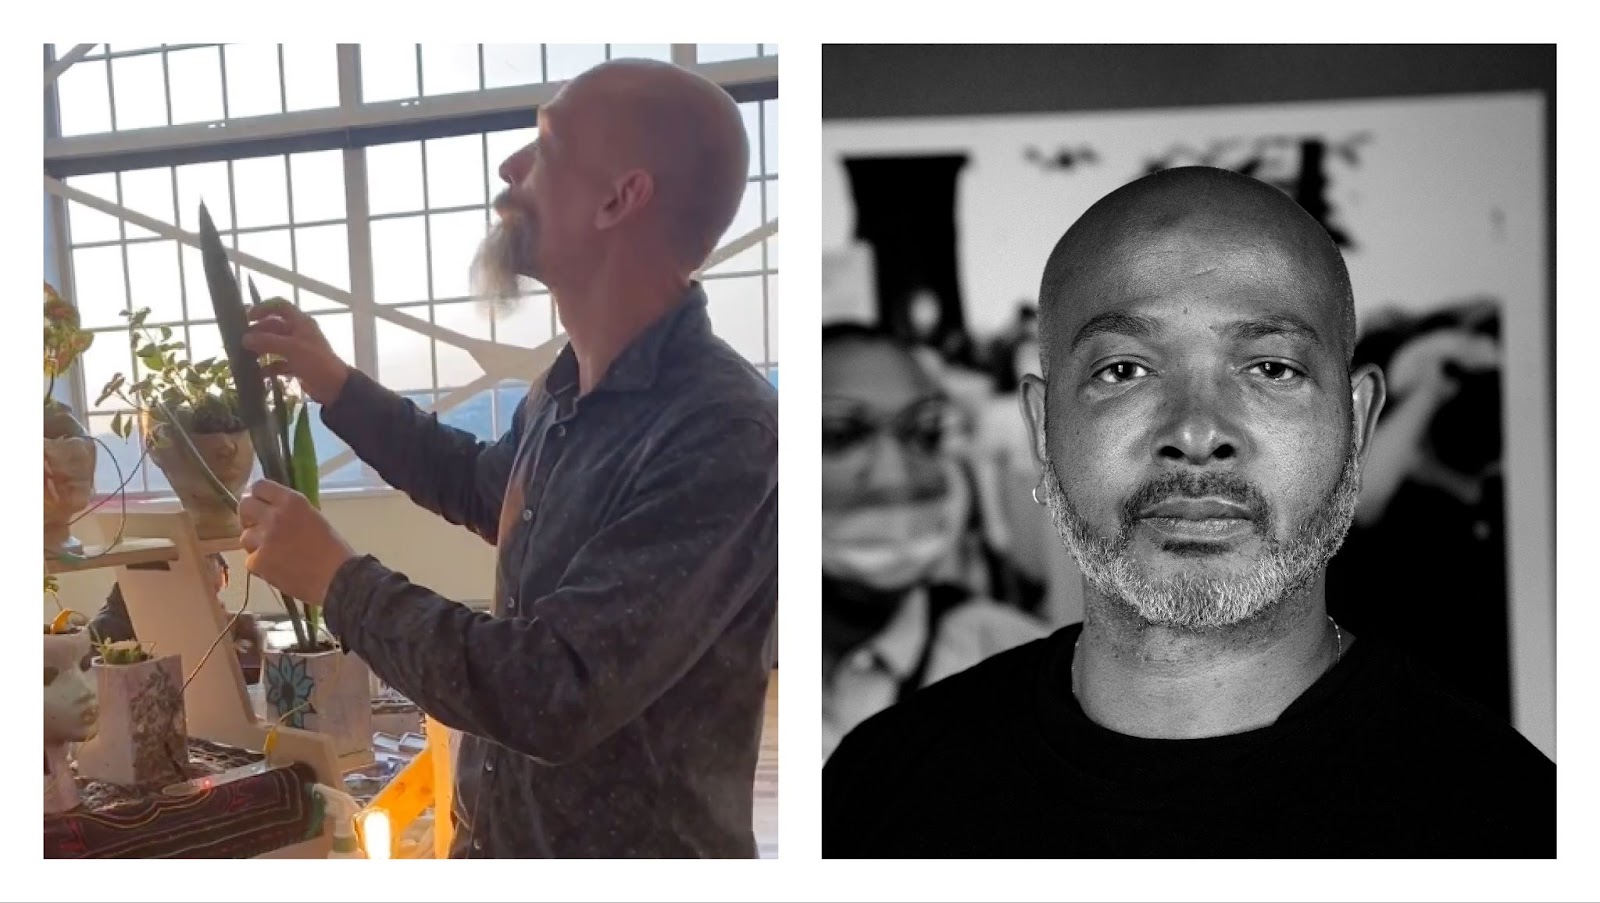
left=1032, top=484, right=1045, bottom=506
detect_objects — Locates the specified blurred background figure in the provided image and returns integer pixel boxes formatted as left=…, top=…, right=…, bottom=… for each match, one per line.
left=821, top=323, right=1047, bottom=760
left=1328, top=299, right=1509, bottom=716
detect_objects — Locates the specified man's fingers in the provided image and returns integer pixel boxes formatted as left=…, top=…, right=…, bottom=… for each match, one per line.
left=238, top=494, right=269, bottom=528
left=247, top=297, right=299, bottom=322
left=260, top=360, right=292, bottom=380
left=247, top=479, right=293, bottom=505
left=240, top=526, right=264, bottom=554
left=241, top=329, right=298, bottom=356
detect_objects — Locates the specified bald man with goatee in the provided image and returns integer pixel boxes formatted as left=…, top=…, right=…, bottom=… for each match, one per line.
left=823, top=167, right=1552, bottom=859
left=238, top=59, right=778, bottom=858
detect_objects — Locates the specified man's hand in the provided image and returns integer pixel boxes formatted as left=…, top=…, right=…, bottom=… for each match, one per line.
left=242, top=298, right=352, bottom=405
left=238, top=480, right=357, bottom=606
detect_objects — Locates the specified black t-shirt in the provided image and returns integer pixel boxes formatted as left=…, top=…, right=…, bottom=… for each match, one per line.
left=824, top=623, right=1553, bottom=858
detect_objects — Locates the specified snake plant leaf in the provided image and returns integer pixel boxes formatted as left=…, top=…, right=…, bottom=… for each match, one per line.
left=197, top=204, right=288, bottom=486
left=292, top=400, right=321, bottom=510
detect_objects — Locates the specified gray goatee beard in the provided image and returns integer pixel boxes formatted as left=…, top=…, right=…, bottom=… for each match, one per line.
left=1038, top=421, right=1363, bottom=630
left=470, top=205, right=532, bottom=317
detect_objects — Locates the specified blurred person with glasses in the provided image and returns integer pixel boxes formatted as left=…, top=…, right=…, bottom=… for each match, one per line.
left=822, top=323, right=1047, bottom=761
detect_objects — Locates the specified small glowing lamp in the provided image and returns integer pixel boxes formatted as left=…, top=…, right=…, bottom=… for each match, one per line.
left=360, top=808, right=392, bottom=860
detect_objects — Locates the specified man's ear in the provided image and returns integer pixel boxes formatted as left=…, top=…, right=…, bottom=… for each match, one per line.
left=596, top=169, right=654, bottom=231
left=1019, top=373, right=1050, bottom=469
left=1350, top=362, right=1387, bottom=466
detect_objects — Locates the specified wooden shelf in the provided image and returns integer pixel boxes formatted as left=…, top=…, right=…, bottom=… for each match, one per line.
left=46, top=537, right=177, bottom=575
left=196, top=536, right=244, bottom=556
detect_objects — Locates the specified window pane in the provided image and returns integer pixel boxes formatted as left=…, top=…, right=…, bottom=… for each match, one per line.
left=608, top=43, right=672, bottom=63
left=704, top=275, right=765, bottom=364
left=439, top=389, right=496, bottom=442
left=235, top=228, right=295, bottom=305
left=124, top=240, right=185, bottom=325
left=708, top=181, right=764, bottom=274
left=302, top=400, right=363, bottom=486
left=422, top=44, right=480, bottom=96
left=224, top=44, right=283, bottom=118
left=180, top=245, right=214, bottom=323
left=762, top=44, right=779, bottom=57
left=300, top=290, right=346, bottom=315
left=763, top=99, right=779, bottom=176
left=484, top=127, right=537, bottom=199
left=89, top=412, right=145, bottom=495
left=176, top=161, right=233, bottom=230
left=767, top=367, right=778, bottom=389
left=118, top=166, right=175, bottom=240
left=65, top=173, right=121, bottom=245
left=545, top=44, right=606, bottom=82
left=376, top=315, right=433, bottom=392
left=767, top=276, right=779, bottom=367
left=483, top=44, right=543, bottom=89
left=311, top=311, right=356, bottom=371
left=81, top=332, right=133, bottom=414
left=495, top=294, right=553, bottom=348
left=371, top=216, right=429, bottom=304
left=738, top=102, right=761, bottom=179
left=769, top=232, right=780, bottom=270
left=425, top=134, right=487, bottom=210
left=765, top=178, right=779, bottom=224
left=282, top=43, right=339, bottom=112
left=697, top=44, right=761, bottom=64
left=294, top=224, right=351, bottom=300
left=430, top=209, right=488, bottom=300
left=71, top=246, right=129, bottom=329
left=365, top=142, right=424, bottom=216
left=110, top=53, right=168, bottom=130
left=183, top=320, right=227, bottom=373
left=56, top=59, right=112, bottom=136
left=231, top=155, right=290, bottom=229
left=290, top=149, right=347, bottom=223
left=166, top=47, right=225, bottom=125
left=361, top=44, right=419, bottom=103
left=494, top=380, right=531, bottom=434
left=433, top=301, right=492, bottom=387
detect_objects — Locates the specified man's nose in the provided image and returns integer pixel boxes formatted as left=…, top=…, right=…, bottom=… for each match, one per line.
left=1151, top=373, right=1247, bottom=466
left=498, top=145, right=534, bottom=187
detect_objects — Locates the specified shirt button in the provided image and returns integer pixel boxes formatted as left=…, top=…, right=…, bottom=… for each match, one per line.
left=521, top=508, right=532, bottom=522
left=553, top=424, right=566, bottom=439
left=472, top=839, right=483, bottom=851
left=485, top=760, right=494, bottom=773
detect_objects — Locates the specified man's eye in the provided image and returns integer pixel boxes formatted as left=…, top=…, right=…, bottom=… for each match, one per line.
left=1093, top=361, right=1151, bottom=384
left=1249, top=361, right=1304, bottom=381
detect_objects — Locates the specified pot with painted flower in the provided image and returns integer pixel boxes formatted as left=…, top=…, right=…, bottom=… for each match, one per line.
left=263, top=645, right=372, bottom=759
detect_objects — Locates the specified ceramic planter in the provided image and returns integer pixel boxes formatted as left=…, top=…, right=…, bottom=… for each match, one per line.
left=143, top=418, right=254, bottom=539
left=75, top=652, right=188, bottom=787
left=43, top=628, right=97, bottom=814
left=263, top=648, right=372, bottom=759
left=43, top=404, right=96, bottom=556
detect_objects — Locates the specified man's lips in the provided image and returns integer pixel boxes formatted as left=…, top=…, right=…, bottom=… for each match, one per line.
left=1136, top=497, right=1253, bottom=520
left=1135, top=497, right=1256, bottom=545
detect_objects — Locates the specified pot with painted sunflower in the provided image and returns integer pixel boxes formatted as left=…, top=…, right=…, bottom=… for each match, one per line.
left=262, top=645, right=372, bottom=759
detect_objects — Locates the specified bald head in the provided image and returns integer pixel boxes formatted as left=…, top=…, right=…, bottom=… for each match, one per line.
left=557, top=59, right=750, bottom=270
left=1038, top=166, right=1357, bottom=376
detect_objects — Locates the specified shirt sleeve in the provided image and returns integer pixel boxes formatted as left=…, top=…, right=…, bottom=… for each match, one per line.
left=320, top=407, right=777, bottom=765
left=320, top=368, right=524, bottom=544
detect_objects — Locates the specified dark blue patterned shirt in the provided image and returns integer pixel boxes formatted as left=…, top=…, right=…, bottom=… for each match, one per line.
left=321, top=285, right=778, bottom=857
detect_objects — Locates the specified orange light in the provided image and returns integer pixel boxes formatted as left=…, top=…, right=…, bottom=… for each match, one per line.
left=360, top=808, right=392, bottom=860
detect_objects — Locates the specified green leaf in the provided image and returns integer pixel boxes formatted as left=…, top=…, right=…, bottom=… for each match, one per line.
left=292, top=400, right=320, bottom=509
left=111, top=411, right=125, bottom=439
left=159, top=325, right=173, bottom=341
left=96, top=374, right=126, bottom=407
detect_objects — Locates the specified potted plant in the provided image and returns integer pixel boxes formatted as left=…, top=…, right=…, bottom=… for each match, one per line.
left=74, top=638, right=189, bottom=787
left=257, top=377, right=373, bottom=759
left=44, top=283, right=97, bottom=555
left=96, top=307, right=255, bottom=540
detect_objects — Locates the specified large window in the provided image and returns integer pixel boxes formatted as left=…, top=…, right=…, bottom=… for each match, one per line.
left=48, top=44, right=778, bottom=496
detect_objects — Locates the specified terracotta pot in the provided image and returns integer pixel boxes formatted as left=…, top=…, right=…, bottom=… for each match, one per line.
left=44, top=628, right=96, bottom=814
left=43, top=404, right=96, bottom=556
left=144, top=417, right=254, bottom=540
left=75, top=652, right=189, bottom=787
left=263, top=648, right=372, bottom=759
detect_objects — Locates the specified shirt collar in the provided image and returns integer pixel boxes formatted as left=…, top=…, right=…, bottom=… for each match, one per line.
left=543, top=282, right=712, bottom=404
